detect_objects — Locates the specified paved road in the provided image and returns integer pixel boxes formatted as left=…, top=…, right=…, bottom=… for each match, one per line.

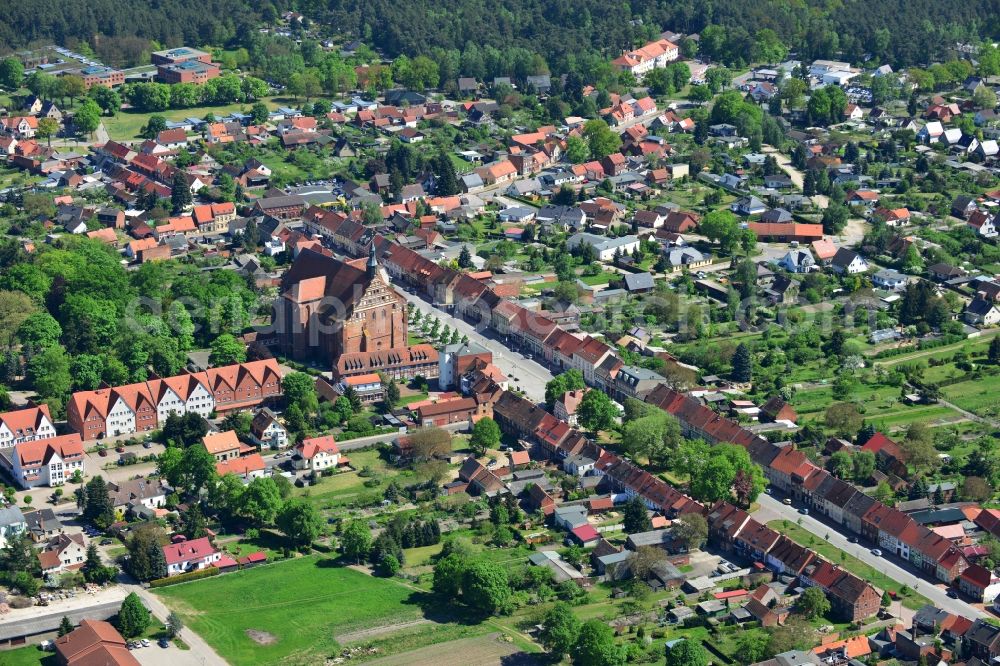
left=401, top=291, right=554, bottom=403
left=132, top=584, right=228, bottom=666
left=754, top=493, right=987, bottom=618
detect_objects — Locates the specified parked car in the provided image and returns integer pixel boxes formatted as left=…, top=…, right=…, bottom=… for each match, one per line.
left=799, top=508, right=809, bottom=515
left=871, top=548, right=882, bottom=557
left=782, top=498, right=792, bottom=505
left=847, top=536, right=857, bottom=544
left=947, top=589, right=959, bottom=598
left=158, top=638, right=169, bottom=649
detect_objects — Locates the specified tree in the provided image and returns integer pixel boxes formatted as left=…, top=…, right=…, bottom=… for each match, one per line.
left=209, top=333, right=246, bottom=366
left=384, top=379, right=400, bottom=410
left=166, top=611, right=184, bottom=639
left=797, top=586, right=831, bottom=619
left=433, top=553, right=467, bottom=597
left=341, top=521, right=372, bottom=563
left=621, top=411, right=683, bottom=468
left=171, top=170, right=192, bottom=213
left=623, top=496, right=652, bottom=534
left=90, top=86, right=121, bottom=116
left=989, top=337, right=1000, bottom=365
left=36, top=117, right=59, bottom=147
left=82, top=476, right=115, bottom=529
left=689, top=444, right=765, bottom=506
left=27, top=345, right=72, bottom=403
left=283, top=371, right=318, bottom=413
left=673, top=512, right=708, bottom=551
left=962, top=476, right=992, bottom=502
left=852, top=450, right=876, bottom=483
left=180, top=444, right=217, bottom=494
left=565, top=135, right=589, bottom=163
left=828, top=450, right=853, bottom=478
left=58, top=616, right=74, bottom=637
left=577, top=390, right=617, bottom=432
left=735, top=630, right=770, bottom=664
left=582, top=119, right=622, bottom=160
left=278, top=499, right=323, bottom=547
left=73, top=99, right=101, bottom=137
left=458, top=245, right=473, bottom=268
left=0, top=57, right=24, bottom=89
left=462, top=560, right=511, bottom=615
left=408, top=427, right=452, bottom=461
left=126, top=524, right=167, bottom=582
left=240, top=477, right=283, bottom=525
left=731, top=343, right=752, bottom=382
left=545, top=369, right=585, bottom=409
left=574, top=620, right=626, bottom=666
left=181, top=503, right=207, bottom=539
left=825, top=402, right=863, bottom=437
left=82, top=542, right=115, bottom=584
left=141, top=115, right=167, bottom=139
left=540, top=602, right=581, bottom=657
left=974, top=86, right=998, bottom=110
left=469, top=417, right=501, bottom=455
left=18, top=312, right=61, bottom=351
left=666, top=639, right=709, bottom=666
left=699, top=210, right=742, bottom=255
left=902, top=421, right=936, bottom=472
left=118, top=592, right=150, bottom=638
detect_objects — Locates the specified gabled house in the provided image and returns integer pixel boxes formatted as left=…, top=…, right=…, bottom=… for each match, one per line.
left=829, top=248, right=869, bottom=274
left=163, top=536, right=220, bottom=576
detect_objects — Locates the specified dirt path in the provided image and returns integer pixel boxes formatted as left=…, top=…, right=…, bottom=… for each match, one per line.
left=763, top=145, right=829, bottom=209
left=337, top=618, right=433, bottom=643
left=364, top=633, right=535, bottom=666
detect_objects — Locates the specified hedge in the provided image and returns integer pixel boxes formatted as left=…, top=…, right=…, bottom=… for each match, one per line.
left=149, top=566, right=220, bottom=588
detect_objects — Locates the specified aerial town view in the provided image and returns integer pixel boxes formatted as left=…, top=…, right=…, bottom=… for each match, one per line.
left=1, top=2, right=1000, bottom=666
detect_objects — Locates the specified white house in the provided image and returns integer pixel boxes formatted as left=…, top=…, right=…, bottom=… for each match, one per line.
left=10, top=434, right=86, bottom=488
left=163, top=536, right=221, bottom=576
left=0, top=506, right=27, bottom=549
left=292, top=435, right=341, bottom=472
left=250, top=408, right=288, bottom=449
left=779, top=250, right=815, bottom=273
left=44, top=533, right=87, bottom=571
left=0, top=406, right=57, bottom=447
left=108, top=477, right=169, bottom=515
left=872, top=268, right=909, bottom=291
left=829, top=248, right=869, bottom=275
left=567, top=233, right=640, bottom=262
left=965, top=298, right=1000, bottom=327
left=918, top=121, right=944, bottom=143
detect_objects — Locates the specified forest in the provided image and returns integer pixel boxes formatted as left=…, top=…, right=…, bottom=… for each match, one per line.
left=1, top=0, right=998, bottom=73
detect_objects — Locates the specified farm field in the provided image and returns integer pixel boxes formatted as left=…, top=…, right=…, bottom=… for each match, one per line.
left=155, top=556, right=423, bottom=666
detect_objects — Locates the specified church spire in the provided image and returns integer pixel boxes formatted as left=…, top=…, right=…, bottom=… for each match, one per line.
left=366, top=243, right=378, bottom=278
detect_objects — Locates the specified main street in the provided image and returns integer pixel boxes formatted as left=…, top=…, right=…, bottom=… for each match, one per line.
left=400, top=290, right=554, bottom=403
left=754, top=493, right=987, bottom=619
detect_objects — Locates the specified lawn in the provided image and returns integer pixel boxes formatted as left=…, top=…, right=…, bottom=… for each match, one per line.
left=156, top=556, right=423, bottom=666
left=578, top=271, right=619, bottom=286
left=941, top=372, right=1000, bottom=418
left=102, top=98, right=281, bottom=141
left=0, top=645, right=55, bottom=666
left=295, top=449, right=402, bottom=510
left=768, top=520, right=931, bottom=611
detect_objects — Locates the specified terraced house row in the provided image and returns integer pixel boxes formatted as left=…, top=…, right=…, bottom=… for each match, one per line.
left=644, top=384, right=972, bottom=587
left=67, top=360, right=282, bottom=441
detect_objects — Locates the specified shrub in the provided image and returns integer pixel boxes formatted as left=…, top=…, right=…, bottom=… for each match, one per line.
left=148, top=567, right=220, bottom=588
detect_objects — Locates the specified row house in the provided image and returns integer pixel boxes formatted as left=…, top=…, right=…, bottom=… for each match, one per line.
left=765, top=535, right=815, bottom=576
left=733, top=519, right=781, bottom=563
left=68, top=360, right=282, bottom=440
left=707, top=502, right=751, bottom=554
left=765, top=447, right=817, bottom=494
left=801, top=559, right=881, bottom=622
left=0, top=405, right=56, bottom=447
left=192, top=202, right=236, bottom=233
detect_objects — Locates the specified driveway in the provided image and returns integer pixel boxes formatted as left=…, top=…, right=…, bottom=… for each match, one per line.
left=754, top=493, right=986, bottom=618
left=130, top=584, right=228, bottom=666
left=401, top=291, right=553, bottom=402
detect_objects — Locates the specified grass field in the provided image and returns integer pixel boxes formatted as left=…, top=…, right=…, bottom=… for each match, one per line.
left=768, top=520, right=930, bottom=611
left=942, top=373, right=1000, bottom=418
left=156, top=556, right=423, bottom=665
left=103, top=98, right=282, bottom=141
left=295, top=449, right=405, bottom=510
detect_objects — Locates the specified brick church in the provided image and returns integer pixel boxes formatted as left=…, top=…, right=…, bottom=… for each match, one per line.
left=273, top=247, right=439, bottom=380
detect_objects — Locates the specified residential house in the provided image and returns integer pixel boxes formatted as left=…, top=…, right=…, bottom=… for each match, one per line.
left=163, top=536, right=221, bottom=576
left=54, top=619, right=140, bottom=666
left=215, top=453, right=266, bottom=480
left=965, top=297, right=1000, bottom=326
left=250, top=408, right=288, bottom=449
left=0, top=505, right=26, bottom=549
left=291, top=435, right=341, bottom=472
left=8, top=434, right=85, bottom=488
left=829, top=248, right=869, bottom=274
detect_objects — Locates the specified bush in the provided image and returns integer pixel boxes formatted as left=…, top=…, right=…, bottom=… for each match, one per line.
left=149, top=567, right=220, bottom=588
